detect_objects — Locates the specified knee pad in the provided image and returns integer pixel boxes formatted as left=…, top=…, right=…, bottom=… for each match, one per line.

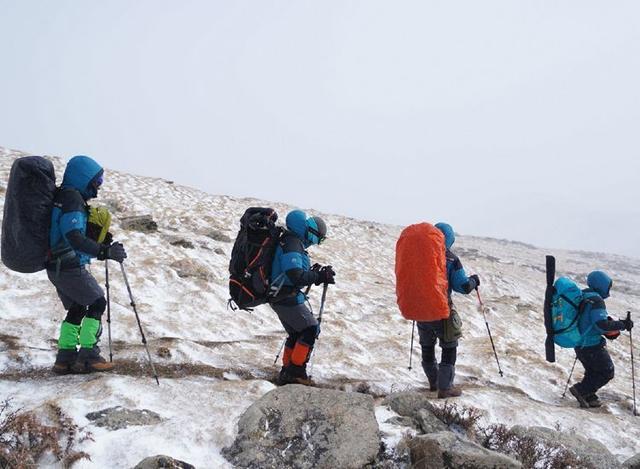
left=65, top=304, right=86, bottom=325
left=86, top=297, right=107, bottom=320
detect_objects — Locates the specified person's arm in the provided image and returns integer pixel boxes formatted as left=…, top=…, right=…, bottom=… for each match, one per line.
left=279, top=237, right=320, bottom=287
left=448, top=253, right=479, bottom=294
left=58, top=192, right=101, bottom=258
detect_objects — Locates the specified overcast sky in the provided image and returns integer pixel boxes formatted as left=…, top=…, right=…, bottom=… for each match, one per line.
left=1, top=1, right=639, bottom=258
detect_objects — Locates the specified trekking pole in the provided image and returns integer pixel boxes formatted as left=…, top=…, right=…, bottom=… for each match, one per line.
left=562, top=356, right=578, bottom=398
left=105, top=260, right=113, bottom=362
left=629, top=311, right=637, bottom=416
left=308, top=283, right=329, bottom=376
left=119, top=262, right=160, bottom=386
left=476, top=289, right=504, bottom=377
left=273, top=285, right=313, bottom=366
left=408, top=321, right=416, bottom=370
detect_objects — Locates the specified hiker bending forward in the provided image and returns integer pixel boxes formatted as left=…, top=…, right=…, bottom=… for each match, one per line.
left=569, top=271, right=633, bottom=408
left=269, top=210, right=335, bottom=386
left=48, top=155, right=127, bottom=374
left=418, top=223, right=479, bottom=398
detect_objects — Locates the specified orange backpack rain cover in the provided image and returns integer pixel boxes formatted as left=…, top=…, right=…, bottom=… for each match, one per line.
left=395, top=223, right=449, bottom=321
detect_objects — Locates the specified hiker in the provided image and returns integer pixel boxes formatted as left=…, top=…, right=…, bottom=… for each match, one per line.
left=270, top=210, right=335, bottom=385
left=47, top=155, right=127, bottom=374
left=569, top=271, right=634, bottom=408
left=417, top=223, right=480, bottom=398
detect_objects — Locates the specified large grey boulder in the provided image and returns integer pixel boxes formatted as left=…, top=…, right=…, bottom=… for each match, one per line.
left=408, top=431, right=522, bottom=469
left=85, top=407, right=163, bottom=431
left=223, top=384, right=380, bottom=469
left=624, top=454, right=640, bottom=469
left=384, top=391, right=435, bottom=418
left=383, top=391, right=446, bottom=434
left=133, top=455, right=194, bottom=469
left=509, top=426, right=621, bottom=469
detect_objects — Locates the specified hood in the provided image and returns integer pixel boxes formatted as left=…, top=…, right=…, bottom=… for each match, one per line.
left=62, top=155, right=103, bottom=200
left=435, top=222, right=455, bottom=249
left=286, top=210, right=308, bottom=242
left=587, top=271, right=613, bottom=299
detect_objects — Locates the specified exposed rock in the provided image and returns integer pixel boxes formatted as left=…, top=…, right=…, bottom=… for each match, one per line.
left=214, top=247, right=225, bottom=255
left=168, top=238, right=195, bottom=249
left=85, top=406, right=163, bottom=431
left=510, top=426, right=620, bottom=469
left=156, top=347, right=172, bottom=359
left=206, top=229, right=232, bottom=243
left=170, top=259, right=215, bottom=281
left=120, top=215, right=158, bottom=232
left=408, top=431, right=522, bottom=469
left=624, top=453, right=640, bottom=469
left=415, top=408, right=447, bottom=434
left=384, top=415, right=418, bottom=429
left=133, top=455, right=194, bottom=469
left=384, top=391, right=435, bottom=419
left=223, top=384, right=380, bottom=469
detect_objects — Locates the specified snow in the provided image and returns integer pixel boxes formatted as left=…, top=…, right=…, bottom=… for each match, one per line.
left=1, top=146, right=639, bottom=467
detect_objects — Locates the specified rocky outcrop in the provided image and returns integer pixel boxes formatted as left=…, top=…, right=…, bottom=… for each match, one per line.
left=120, top=215, right=158, bottom=232
left=624, top=453, right=640, bottom=469
left=223, top=384, right=380, bottom=469
left=509, top=426, right=621, bottom=469
left=170, top=259, right=215, bottom=281
left=133, top=455, right=194, bottom=469
left=408, top=431, right=522, bottom=469
left=85, top=407, right=163, bottom=431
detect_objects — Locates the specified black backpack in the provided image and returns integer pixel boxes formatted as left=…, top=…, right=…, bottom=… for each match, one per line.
left=228, top=207, right=283, bottom=310
left=1, top=156, right=57, bottom=273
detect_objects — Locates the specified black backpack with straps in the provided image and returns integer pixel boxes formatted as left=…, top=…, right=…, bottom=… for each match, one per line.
left=228, top=207, right=283, bottom=310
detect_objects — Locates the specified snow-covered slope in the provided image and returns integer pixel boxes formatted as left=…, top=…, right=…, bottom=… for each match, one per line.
left=1, top=147, right=639, bottom=467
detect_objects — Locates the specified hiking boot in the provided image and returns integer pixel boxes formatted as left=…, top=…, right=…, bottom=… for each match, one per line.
left=276, top=366, right=288, bottom=386
left=437, top=386, right=463, bottom=399
left=279, top=364, right=313, bottom=386
left=52, top=349, right=78, bottom=375
left=586, top=393, right=602, bottom=408
left=569, top=385, right=590, bottom=408
left=74, top=347, right=114, bottom=373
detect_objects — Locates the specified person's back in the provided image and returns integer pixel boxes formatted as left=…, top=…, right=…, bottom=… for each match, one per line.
left=569, top=271, right=633, bottom=408
left=417, top=222, right=480, bottom=398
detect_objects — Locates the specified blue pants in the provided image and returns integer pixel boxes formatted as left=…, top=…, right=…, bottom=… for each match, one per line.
left=574, top=341, right=615, bottom=396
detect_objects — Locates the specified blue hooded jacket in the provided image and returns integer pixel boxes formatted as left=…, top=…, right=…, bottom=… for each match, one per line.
left=577, top=271, right=615, bottom=348
left=271, top=210, right=324, bottom=305
left=49, top=156, right=104, bottom=267
left=435, top=222, right=477, bottom=295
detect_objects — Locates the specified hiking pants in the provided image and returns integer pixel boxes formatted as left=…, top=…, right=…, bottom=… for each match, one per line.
left=418, top=320, right=458, bottom=390
left=270, top=302, right=319, bottom=368
left=47, top=266, right=106, bottom=352
left=574, top=341, right=615, bottom=396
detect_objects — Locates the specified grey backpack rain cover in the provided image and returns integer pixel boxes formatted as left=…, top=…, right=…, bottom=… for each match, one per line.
left=1, top=156, right=56, bottom=273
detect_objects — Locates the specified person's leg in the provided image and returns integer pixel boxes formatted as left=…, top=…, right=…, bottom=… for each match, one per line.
left=270, top=302, right=318, bottom=385
left=53, top=302, right=86, bottom=373
left=435, top=320, right=460, bottom=398
left=571, top=344, right=612, bottom=407
left=417, top=321, right=438, bottom=390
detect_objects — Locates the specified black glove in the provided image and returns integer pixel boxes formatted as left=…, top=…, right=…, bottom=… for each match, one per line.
left=99, top=242, right=127, bottom=263
left=103, top=231, right=113, bottom=245
left=310, top=263, right=322, bottom=272
left=621, top=315, right=634, bottom=331
left=315, top=265, right=336, bottom=285
left=469, top=274, right=480, bottom=289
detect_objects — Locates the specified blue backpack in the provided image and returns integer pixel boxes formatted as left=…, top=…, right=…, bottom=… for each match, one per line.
left=551, top=277, right=591, bottom=348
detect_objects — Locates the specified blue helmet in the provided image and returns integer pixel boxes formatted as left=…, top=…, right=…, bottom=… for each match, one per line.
left=587, top=271, right=613, bottom=299
left=62, top=155, right=104, bottom=200
left=435, top=222, right=455, bottom=249
left=285, top=210, right=327, bottom=247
